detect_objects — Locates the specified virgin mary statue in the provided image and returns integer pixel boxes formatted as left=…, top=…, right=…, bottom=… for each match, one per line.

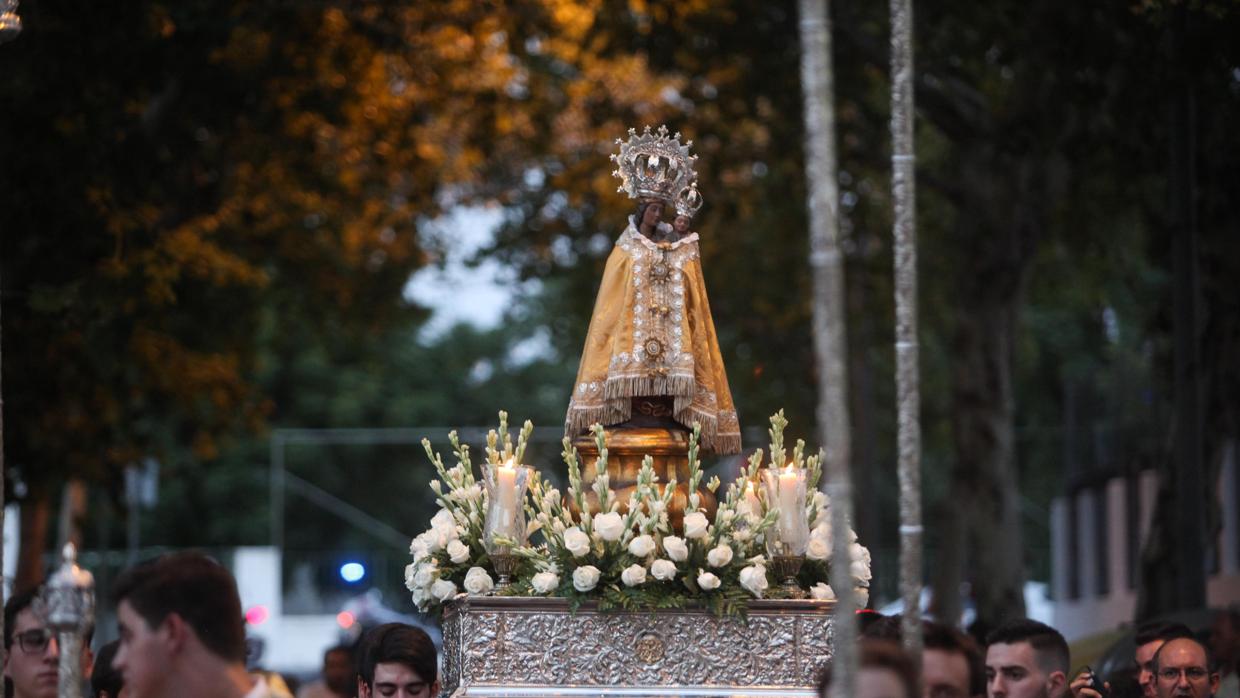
left=564, top=126, right=740, bottom=454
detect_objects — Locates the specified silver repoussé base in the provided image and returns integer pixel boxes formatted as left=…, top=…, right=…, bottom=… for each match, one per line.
left=441, top=596, right=836, bottom=697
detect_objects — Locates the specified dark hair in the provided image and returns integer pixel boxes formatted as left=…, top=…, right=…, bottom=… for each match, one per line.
left=1135, top=620, right=1195, bottom=647
left=986, top=618, right=1070, bottom=675
left=112, top=551, right=247, bottom=662
left=357, top=623, right=437, bottom=689
left=1153, top=636, right=1218, bottom=674
left=325, top=643, right=352, bottom=661
left=863, top=615, right=985, bottom=696
left=818, top=639, right=919, bottom=698
left=92, top=640, right=124, bottom=698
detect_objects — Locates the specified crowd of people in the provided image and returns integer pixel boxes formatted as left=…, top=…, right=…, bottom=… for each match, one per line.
left=2, top=550, right=1235, bottom=698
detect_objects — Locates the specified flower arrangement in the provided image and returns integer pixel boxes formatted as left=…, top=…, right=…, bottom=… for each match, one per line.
left=405, top=410, right=871, bottom=618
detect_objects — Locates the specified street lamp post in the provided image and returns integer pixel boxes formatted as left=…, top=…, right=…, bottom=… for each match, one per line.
left=45, top=544, right=94, bottom=698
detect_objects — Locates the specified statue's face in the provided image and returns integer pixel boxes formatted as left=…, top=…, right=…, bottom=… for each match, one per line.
left=641, top=202, right=664, bottom=227
left=673, top=215, right=691, bottom=233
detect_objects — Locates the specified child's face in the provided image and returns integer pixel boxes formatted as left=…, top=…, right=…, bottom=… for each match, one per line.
left=673, top=215, right=690, bottom=233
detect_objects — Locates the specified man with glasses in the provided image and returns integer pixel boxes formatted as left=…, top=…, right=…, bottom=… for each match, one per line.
left=1154, top=637, right=1220, bottom=698
left=3, top=587, right=95, bottom=698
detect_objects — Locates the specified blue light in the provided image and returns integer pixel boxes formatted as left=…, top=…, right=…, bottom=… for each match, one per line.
left=340, top=562, right=366, bottom=583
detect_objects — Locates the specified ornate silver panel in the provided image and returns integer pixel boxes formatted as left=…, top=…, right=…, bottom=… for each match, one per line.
left=441, top=597, right=835, bottom=698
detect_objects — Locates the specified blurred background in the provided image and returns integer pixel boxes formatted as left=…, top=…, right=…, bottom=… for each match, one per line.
left=2, top=0, right=1238, bottom=683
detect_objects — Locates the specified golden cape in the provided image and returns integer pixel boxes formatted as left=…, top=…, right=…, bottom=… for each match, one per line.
left=565, top=222, right=741, bottom=454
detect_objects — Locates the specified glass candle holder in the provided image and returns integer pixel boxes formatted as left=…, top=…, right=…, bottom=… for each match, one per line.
left=761, top=465, right=809, bottom=557
left=483, top=461, right=533, bottom=589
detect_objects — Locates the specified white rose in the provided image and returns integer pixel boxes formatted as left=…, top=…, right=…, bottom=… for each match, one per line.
left=423, top=530, right=445, bottom=553
left=650, top=559, right=677, bottom=581
left=430, top=578, right=457, bottom=602
left=411, top=585, right=430, bottom=609
left=447, top=539, right=471, bottom=564
left=403, top=563, right=417, bottom=592
left=620, top=564, right=647, bottom=587
left=412, top=562, right=437, bottom=588
left=739, top=565, right=769, bottom=597
left=531, top=571, right=560, bottom=594
left=431, top=508, right=455, bottom=530
left=706, top=544, right=734, bottom=568
left=854, top=586, right=870, bottom=607
left=696, top=569, right=721, bottom=591
left=463, top=567, right=494, bottom=595
left=851, top=559, right=872, bottom=583
left=806, top=537, right=831, bottom=561
left=572, top=565, right=601, bottom=592
left=811, top=583, right=836, bottom=601
left=410, top=536, right=430, bottom=561
left=811, top=522, right=831, bottom=544
left=593, top=512, right=625, bottom=542
left=563, top=527, right=591, bottom=557
left=683, top=512, right=709, bottom=539
left=662, top=536, right=688, bottom=562
left=628, top=534, right=656, bottom=558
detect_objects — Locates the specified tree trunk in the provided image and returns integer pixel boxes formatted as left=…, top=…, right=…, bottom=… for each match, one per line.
left=949, top=299, right=1027, bottom=631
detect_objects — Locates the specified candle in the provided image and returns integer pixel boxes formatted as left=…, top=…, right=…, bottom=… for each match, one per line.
left=496, top=460, right=519, bottom=534
left=778, top=464, right=800, bottom=540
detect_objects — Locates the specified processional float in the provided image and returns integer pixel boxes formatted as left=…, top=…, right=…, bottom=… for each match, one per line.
left=408, top=127, right=873, bottom=697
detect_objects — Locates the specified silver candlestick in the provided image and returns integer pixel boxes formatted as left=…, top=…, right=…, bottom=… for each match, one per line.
left=44, top=543, right=94, bottom=698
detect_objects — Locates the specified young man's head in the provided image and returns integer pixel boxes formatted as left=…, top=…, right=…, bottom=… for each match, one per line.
left=321, top=645, right=354, bottom=695
left=818, top=639, right=920, bottom=698
left=356, top=624, right=438, bottom=698
left=111, top=552, right=247, bottom=698
left=1135, top=622, right=1195, bottom=698
left=91, top=640, right=126, bottom=698
left=985, top=619, right=1070, bottom=698
left=1152, top=637, right=1218, bottom=698
left=4, top=586, right=95, bottom=698
left=862, top=615, right=985, bottom=698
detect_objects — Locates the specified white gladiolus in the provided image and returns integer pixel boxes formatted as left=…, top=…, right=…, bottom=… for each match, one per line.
left=593, top=512, right=625, bottom=542
left=447, top=539, right=471, bottom=564
left=662, top=536, right=689, bottom=562
left=563, top=527, right=591, bottom=557
left=696, top=569, right=721, bottom=590
left=628, top=534, right=656, bottom=558
left=811, top=583, right=836, bottom=601
left=806, top=537, right=831, bottom=561
left=572, top=565, right=601, bottom=592
left=650, top=559, right=677, bottom=581
left=430, top=579, right=457, bottom=602
left=531, top=571, right=559, bottom=594
left=739, top=565, right=769, bottom=597
left=683, top=512, right=709, bottom=539
left=706, top=544, right=734, bottom=568
left=621, top=564, right=647, bottom=587
left=463, top=567, right=494, bottom=595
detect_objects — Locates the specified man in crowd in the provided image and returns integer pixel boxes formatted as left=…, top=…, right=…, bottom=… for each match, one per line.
left=818, top=639, right=921, bottom=698
left=1069, top=620, right=1195, bottom=698
left=863, top=615, right=986, bottom=698
left=985, top=619, right=1071, bottom=698
left=112, top=551, right=275, bottom=698
left=1153, top=637, right=1219, bottom=698
left=356, top=623, right=439, bottom=698
left=91, top=640, right=126, bottom=698
left=1209, top=610, right=1238, bottom=698
left=4, top=587, right=95, bottom=698
left=297, top=645, right=353, bottom=698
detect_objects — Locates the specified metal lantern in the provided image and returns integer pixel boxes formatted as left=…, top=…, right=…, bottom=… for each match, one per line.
left=44, top=543, right=95, bottom=698
left=0, top=0, right=22, bottom=44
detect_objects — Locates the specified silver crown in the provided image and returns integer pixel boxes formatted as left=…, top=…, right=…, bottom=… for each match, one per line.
left=674, top=181, right=704, bottom=218
left=611, top=125, right=697, bottom=204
